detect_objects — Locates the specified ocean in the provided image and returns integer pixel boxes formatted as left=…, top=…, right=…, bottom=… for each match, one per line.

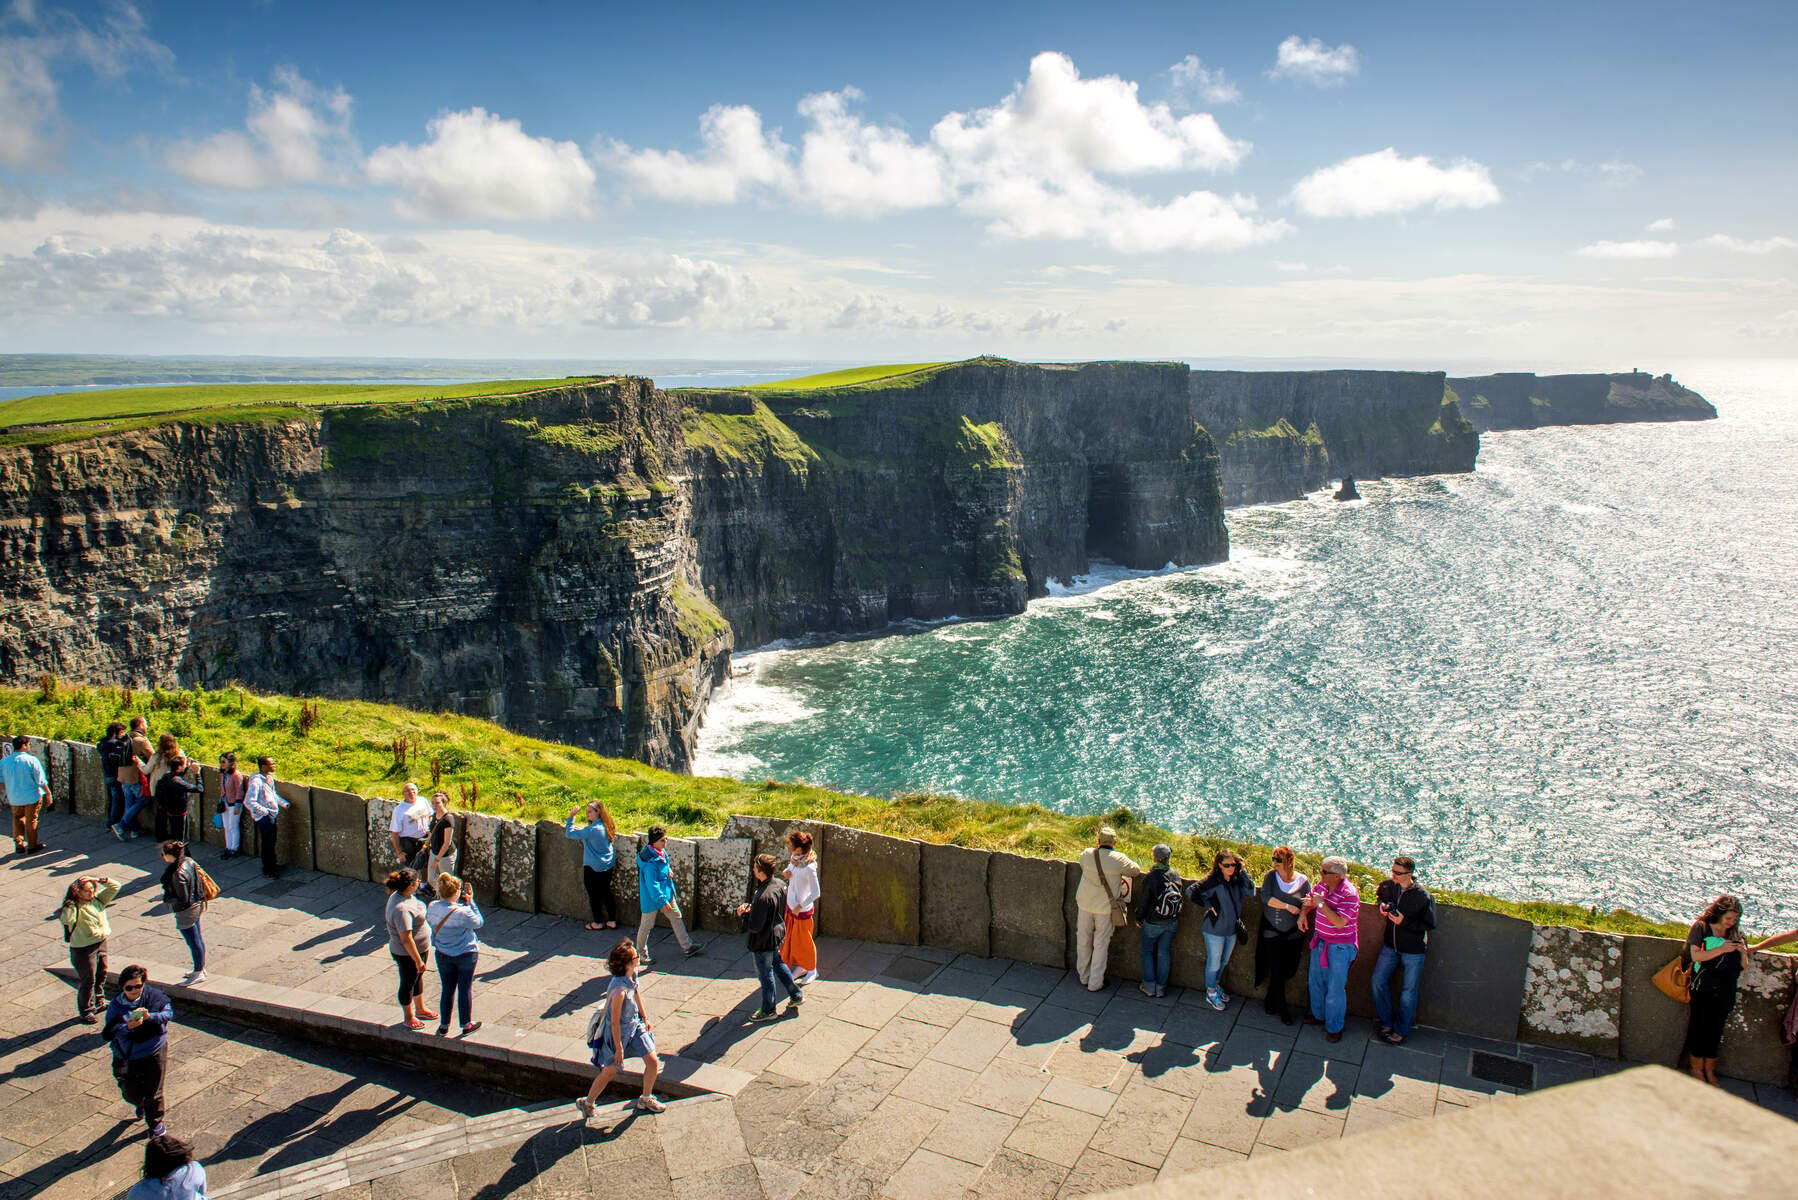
left=693, top=359, right=1798, bottom=928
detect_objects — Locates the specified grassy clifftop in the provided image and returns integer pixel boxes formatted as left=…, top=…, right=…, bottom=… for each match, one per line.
left=0, top=682, right=1701, bottom=940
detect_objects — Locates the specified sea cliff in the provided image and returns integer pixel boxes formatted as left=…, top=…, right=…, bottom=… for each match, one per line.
left=1448, top=370, right=1717, bottom=432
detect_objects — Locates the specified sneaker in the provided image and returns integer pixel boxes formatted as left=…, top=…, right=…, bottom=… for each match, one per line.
left=79, top=1013, right=98, bottom=1025
left=149, top=1123, right=166, bottom=1136
left=1139, top=983, right=1157, bottom=998
left=125, top=830, right=141, bottom=840
left=634, top=1096, right=665, bottom=1113
left=1206, top=988, right=1228, bottom=1012
left=182, top=971, right=208, bottom=985
left=786, top=990, right=804, bottom=1008
left=576, top=1097, right=596, bottom=1120
left=638, top=954, right=654, bottom=968
left=683, top=944, right=703, bottom=959
left=749, top=1008, right=777, bottom=1022
left=795, top=969, right=819, bottom=985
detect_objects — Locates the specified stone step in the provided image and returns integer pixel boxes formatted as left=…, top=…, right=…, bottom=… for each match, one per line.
left=48, top=960, right=753, bottom=1102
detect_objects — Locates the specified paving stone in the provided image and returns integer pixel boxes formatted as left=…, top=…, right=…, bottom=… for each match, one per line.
left=859, top=1017, right=949, bottom=1068
left=967, top=1148, right=1069, bottom=1200
left=961, top=1057, right=1050, bottom=1117
left=920, top=1101, right=1020, bottom=1166
left=883, top=1148, right=983, bottom=1200
left=1039, top=1076, right=1119, bottom=1118
left=766, top=1018, right=877, bottom=1083
left=1156, top=1135, right=1248, bottom=1178
left=792, top=1057, right=907, bottom=1135
left=891, top=1060, right=979, bottom=1111
left=1055, top=1147, right=1157, bottom=1198
left=926, top=1015, right=1013, bottom=1070
left=1271, top=1051, right=1359, bottom=1114
left=1253, top=1103, right=1346, bottom=1151
left=1003, top=1100, right=1103, bottom=1169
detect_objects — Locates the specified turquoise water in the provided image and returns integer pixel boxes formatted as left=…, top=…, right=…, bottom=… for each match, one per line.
left=694, top=360, right=1798, bottom=926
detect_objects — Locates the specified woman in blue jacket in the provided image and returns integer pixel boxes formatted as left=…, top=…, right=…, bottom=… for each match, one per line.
left=634, top=826, right=699, bottom=967
left=425, top=873, right=484, bottom=1036
left=566, top=801, right=618, bottom=931
left=1188, top=850, right=1254, bottom=1012
left=126, top=1133, right=207, bottom=1200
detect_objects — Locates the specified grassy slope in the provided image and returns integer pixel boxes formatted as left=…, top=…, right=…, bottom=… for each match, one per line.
left=0, top=378, right=601, bottom=429
left=0, top=683, right=1706, bottom=940
left=742, top=362, right=951, bottom=392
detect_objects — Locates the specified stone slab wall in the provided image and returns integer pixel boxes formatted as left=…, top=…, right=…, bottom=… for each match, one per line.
left=274, top=779, right=313, bottom=871
left=460, top=813, right=501, bottom=907
left=366, top=797, right=402, bottom=882
left=988, top=851, right=1065, bottom=967
left=920, top=842, right=990, bottom=957
left=612, top=833, right=642, bottom=925
left=66, top=740, right=107, bottom=821
left=1416, top=905, right=1534, bottom=1042
left=497, top=819, right=536, bottom=912
left=695, top=837, right=753, bottom=934
left=45, top=739, right=72, bottom=810
left=310, top=786, right=368, bottom=880
left=820, top=824, right=920, bottom=946
left=1521, top=926, right=1625, bottom=1057
left=664, top=836, right=698, bottom=922
left=535, top=819, right=589, bottom=923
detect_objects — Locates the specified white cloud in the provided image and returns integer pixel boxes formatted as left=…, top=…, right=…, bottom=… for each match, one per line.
left=166, top=68, right=357, bottom=190
left=366, top=108, right=596, bottom=221
left=1274, top=260, right=1309, bottom=273
left=1596, top=160, right=1643, bottom=186
left=1167, top=55, right=1240, bottom=106
left=1696, top=234, right=1797, bottom=254
left=0, top=1, right=172, bottom=167
left=607, top=104, right=792, bottom=204
left=1268, top=36, right=1359, bottom=86
left=1647, top=217, right=1675, bottom=232
left=1288, top=148, right=1500, bottom=218
left=1576, top=239, right=1679, bottom=259
left=795, top=89, right=948, bottom=215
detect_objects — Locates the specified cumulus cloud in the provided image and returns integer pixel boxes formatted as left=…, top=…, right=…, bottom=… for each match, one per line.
left=1647, top=217, right=1675, bottom=232
left=1696, top=233, right=1797, bottom=254
left=166, top=68, right=357, bottom=190
left=608, top=104, right=792, bottom=204
left=366, top=108, right=597, bottom=221
left=1167, top=55, right=1240, bottom=106
left=1288, top=148, right=1500, bottom=218
left=1268, top=36, right=1359, bottom=86
left=0, top=1, right=172, bottom=167
left=795, top=89, right=948, bottom=215
left=1576, top=239, right=1679, bottom=259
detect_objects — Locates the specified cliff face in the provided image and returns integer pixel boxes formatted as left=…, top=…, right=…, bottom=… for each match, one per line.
left=0, top=382, right=730, bottom=769
left=1448, top=371, right=1717, bottom=431
left=1188, top=370, right=1479, bottom=506
left=684, top=359, right=1229, bottom=645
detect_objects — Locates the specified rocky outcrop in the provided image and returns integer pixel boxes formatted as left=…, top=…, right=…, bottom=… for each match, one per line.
left=1448, top=371, right=1717, bottom=431
left=1188, top=370, right=1479, bottom=506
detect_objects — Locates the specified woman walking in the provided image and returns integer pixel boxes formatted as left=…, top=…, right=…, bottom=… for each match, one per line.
left=425, top=791, right=456, bottom=889
left=781, top=829, right=820, bottom=985
left=158, top=842, right=209, bottom=985
left=60, top=874, right=120, bottom=1023
left=1255, top=846, right=1311, bottom=1025
left=635, top=827, right=698, bottom=966
left=218, top=752, right=247, bottom=860
left=384, top=868, right=437, bottom=1030
left=426, top=873, right=483, bottom=1036
left=126, top=1133, right=207, bottom=1200
left=1188, top=850, right=1253, bottom=1011
left=566, top=801, right=618, bottom=931
left=1683, top=894, right=1753, bottom=1084
left=575, top=938, right=665, bottom=1118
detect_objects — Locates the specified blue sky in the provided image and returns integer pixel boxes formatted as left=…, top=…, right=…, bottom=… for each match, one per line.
left=1, top=0, right=1794, bottom=363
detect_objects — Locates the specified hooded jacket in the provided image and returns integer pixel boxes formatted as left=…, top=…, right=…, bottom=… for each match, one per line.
left=638, top=843, right=675, bottom=912
left=104, top=984, right=173, bottom=1061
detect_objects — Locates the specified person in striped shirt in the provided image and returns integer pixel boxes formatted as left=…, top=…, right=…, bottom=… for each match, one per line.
left=1300, top=855, right=1361, bottom=1043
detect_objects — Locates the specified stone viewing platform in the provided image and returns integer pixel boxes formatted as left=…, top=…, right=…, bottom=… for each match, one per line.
left=3, top=810, right=1795, bottom=1199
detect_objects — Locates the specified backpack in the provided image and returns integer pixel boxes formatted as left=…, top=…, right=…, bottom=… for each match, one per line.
left=1148, top=870, right=1184, bottom=922
left=100, top=738, right=128, bottom=774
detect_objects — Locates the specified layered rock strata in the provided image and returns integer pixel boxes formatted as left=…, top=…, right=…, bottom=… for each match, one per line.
left=1448, top=371, right=1717, bottom=431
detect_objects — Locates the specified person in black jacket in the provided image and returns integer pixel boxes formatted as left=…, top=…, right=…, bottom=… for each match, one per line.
left=98, top=722, right=130, bottom=828
left=1370, top=856, right=1437, bottom=1045
left=736, top=854, right=803, bottom=1021
left=104, top=965, right=174, bottom=1137
left=151, top=755, right=202, bottom=843
left=159, top=841, right=208, bottom=984
left=1133, top=844, right=1182, bottom=998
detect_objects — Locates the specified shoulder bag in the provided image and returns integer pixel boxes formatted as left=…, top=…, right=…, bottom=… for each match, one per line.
left=1651, top=952, right=1691, bottom=1004
left=1092, top=850, right=1128, bottom=928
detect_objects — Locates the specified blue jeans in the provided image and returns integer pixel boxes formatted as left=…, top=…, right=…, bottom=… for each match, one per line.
left=106, top=779, right=127, bottom=827
left=753, top=949, right=801, bottom=1012
left=1203, top=931, right=1237, bottom=991
left=179, top=922, right=205, bottom=972
left=1140, top=921, right=1176, bottom=992
left=438, top=951, right=478, bottom=1028
left=1371, top=946, right=1426, bottom=1037
left=116, top=783, right=152, bottom=832
left=1308, top=942, right=1357, bottom=1033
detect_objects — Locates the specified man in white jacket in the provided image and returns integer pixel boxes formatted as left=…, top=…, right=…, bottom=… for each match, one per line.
left=243, top=756, right=288, bottom=879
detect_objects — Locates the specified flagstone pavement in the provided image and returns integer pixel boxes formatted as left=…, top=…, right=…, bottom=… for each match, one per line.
left=2, top=811, right=1792, bottom=1199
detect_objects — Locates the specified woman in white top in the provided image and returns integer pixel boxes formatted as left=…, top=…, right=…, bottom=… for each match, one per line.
left=780, top=829, right=821, bottom=985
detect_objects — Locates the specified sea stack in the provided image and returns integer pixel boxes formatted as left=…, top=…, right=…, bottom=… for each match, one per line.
left=1334, top=475, right=1360, bottom=501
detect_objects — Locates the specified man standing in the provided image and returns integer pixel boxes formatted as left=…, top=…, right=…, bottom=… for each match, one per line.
left=104, top=965, right=173, bottom=1137
left=1371, top=855, right=1437, bottom=1046
left=1300, top=856, right=1361, bottom=1043
left=3, top=734, right=51, bottom=854
left=1074, top=827, right=1138, bottom=992
left=243, top=756, right=287, bottom=878
left=388, top=782, right=432, bottom=872
left=111, top=717, right=155, bottom=839
left=98, top=723, right=130, bottom=829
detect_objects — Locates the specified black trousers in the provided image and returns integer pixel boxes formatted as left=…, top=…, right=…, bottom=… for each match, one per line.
left=113, top=1046, right=167, bottom=1126
left=583, top=865, right=617, bottom=924
left=1684, top=986, right=1736, bottom=1059
left=70, top=940, right=107, bottom=1017
left=257, top=815, right=279, bottom=875
left=1261, top=931, right=1304, bottom=1015
left=394, top=952, right=429, bottom=1007
left=154, top=808, right=188, bottom=842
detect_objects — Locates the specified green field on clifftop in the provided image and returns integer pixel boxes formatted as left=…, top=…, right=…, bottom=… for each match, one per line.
left=0, top=682, right=1706, bottom=940
left=743, top=362, right=950, bottom=392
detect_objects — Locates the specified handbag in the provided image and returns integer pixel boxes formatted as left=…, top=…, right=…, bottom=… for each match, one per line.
left=194, top=862, right=221, bottom=904
left=1092, top=850, right=1128, bottom=928
left=211, top=812, right=225, bottom=830
left=1651, top=954, right=1691, bottom=1004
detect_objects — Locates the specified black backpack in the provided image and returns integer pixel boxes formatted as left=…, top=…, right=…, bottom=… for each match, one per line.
left=100, top=737, right=128, bottom=774
left=1149, top=870, right=1184, bottom=922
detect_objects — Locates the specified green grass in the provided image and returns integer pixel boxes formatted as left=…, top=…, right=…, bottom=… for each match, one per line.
left=742, top=362, right=951, bottom=392
left=680, top=401, right=821, bottom=471
left=0, top=405, right=319, bottom=448
left=0, top=681, right=1735, bottom=941
left=0, top=378, right=602, bottom=429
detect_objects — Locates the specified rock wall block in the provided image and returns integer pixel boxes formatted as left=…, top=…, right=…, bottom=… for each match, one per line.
left=920, top=842, right=991, bottom=958
left=820, top=824, right=920, bottom=946
left=1519, top=925, right=1624, bottom=1057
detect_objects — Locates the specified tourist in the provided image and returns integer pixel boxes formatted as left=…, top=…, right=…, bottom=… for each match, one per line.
left=1300, top=856, right=1361, bottom=1043
left=126, top=1133, right=207, bottom=1200
left=1371, top=855, right=1437, bottom=1045
left=217, top=752, right=247, bottom=860
left=111, top=717, right=156, bottom=839
left=3, top=733, right=50, bottom=854
left=1682, top=894, right=1752, bottom=1085
left=426, top=872, right=483, bottom=1036
left=104, top=965, right=173, bottom=1136
left=1073, top=826, right=1139, bottom=992
left=388, top=782, right=433, bottom=872
left=576, top=938, right=665, bottom=1117
left=158, top=841, right=209, bottom=985
left=142, top=733, right=183, bottom=810
left=425, top=791, right=456, bottom=888
left=1189, top=849, right=1253, bottom=1011
left=242, top=756, right=287, bottom=878
left=1255, top=846, right=1311, bottom=1025
left=1133, top=843, right=1183, bottom=998
left=60, top=874, right=120, bottom=1023
left=151, top=753, right=203, bottom=843
left=634, top=827, right=699, bottom=966
left=566, top=800, right=619, bottom=931
left=780, top=829, right=820, bottom=985
left=383, top=868, right=436, bottom=1031
left=739, top=852, right=804, bottom=1020
left=99, top=722, right=131, bottom=829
